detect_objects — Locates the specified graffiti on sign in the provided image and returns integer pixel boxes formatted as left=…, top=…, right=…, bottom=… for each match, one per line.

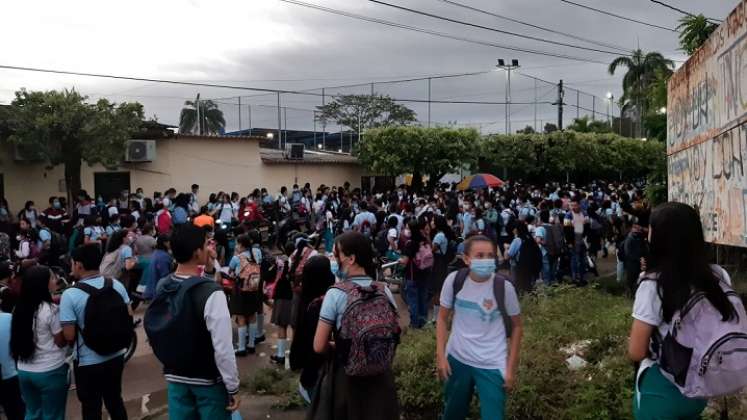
left=668, top=0, right=747, bottom=247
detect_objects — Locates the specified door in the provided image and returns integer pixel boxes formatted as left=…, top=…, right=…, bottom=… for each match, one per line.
left=94, top=172, right=131, bottom=202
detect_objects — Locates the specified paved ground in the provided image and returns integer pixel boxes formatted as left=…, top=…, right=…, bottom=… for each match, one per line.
left=63, top=251, right=619, bottom=419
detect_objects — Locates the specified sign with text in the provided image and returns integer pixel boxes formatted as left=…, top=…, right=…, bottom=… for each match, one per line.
left=668, top=1, right=747, bottom=247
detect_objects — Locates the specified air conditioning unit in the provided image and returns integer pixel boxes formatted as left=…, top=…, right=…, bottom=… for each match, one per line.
left=125, top=140, right=156, bottom=162
left=286, top=143, right=304, bottom=160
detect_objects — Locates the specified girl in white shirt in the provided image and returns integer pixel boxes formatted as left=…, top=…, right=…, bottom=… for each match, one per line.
left=10, top=265, right=69, bottom=420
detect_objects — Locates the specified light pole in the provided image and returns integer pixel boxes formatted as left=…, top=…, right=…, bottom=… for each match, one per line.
left=497, top=59, right=520, bottom=134
left=606, top=92, right=617, bottom=134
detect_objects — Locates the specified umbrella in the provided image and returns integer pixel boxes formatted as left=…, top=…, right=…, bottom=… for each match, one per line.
left=456, top=173, right=505, bottom=191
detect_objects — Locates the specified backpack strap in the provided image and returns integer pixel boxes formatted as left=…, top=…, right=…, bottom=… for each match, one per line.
left=74, top=277, right=113, bottom=296
left=451, top=267, right=471, bottom=308
left=493, top=274, right=513, bottom=339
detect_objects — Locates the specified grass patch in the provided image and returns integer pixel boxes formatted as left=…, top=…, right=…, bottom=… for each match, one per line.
left=244, top=367, right=305, bottom=410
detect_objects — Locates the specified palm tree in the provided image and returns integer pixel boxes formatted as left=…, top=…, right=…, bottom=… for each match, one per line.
left=179, top=94, right=226, bottom=135
left=608, top=49, right=674, bottom=136
left=677, top=14, right=718, bottom=55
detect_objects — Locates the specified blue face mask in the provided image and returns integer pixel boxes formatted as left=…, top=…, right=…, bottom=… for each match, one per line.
left=330, top=260, right=340, bottom=277
left=470, top=258, right=496, bottom=278
left=53, top=201, right=61, bottom=209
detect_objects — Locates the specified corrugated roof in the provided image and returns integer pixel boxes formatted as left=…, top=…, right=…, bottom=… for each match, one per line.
left=260, top=148, right=359, bottom=165
left=175, top=133, right=265, bottom=141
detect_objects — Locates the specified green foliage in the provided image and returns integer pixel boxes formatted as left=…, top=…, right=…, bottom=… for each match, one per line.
left=517, top=125, right=536, bottom=134
left=479, top=131, right=665, bottom=183
left=244, top=367, right=305, bottom=410
left=543, top=123, right=558, bottom=134
left=1, top=88, right=143, bottom=200
left=394, top=286, right=635, bottom=420
left=358, top=126, right=480, bottom=190
left=567, top=116, right=612, bottom=134
left=179, top=94, right=226, bottom=135
left=316, top=94, right=417, bottom=131
left=678, top=15, right=718, bottom=55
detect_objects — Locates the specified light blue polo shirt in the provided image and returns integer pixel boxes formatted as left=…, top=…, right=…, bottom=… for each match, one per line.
left=60, top=275, right=130, bottom=366
left=0, top=313, right=17, bottom=379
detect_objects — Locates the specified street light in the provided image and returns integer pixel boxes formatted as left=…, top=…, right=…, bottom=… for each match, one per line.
left=497, top=58, right=520, bottom=134
left=266, top=132, right=274, bottom=139
left=659, top=107, right=667, bottom=114
left=606, top=92, right=613, bottom=100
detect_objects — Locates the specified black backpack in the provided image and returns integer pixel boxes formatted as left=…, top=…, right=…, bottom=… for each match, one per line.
left=145, top=275, right=220, bottom=370
left=375, top=229, right=390, bottom=256
left=542, top=223, right=564, bottom=258
left=74, top=278, right=133, bottom=355
left=451, top=268, right=513, bottom=338
left=517, top=238, right=543, bottom=277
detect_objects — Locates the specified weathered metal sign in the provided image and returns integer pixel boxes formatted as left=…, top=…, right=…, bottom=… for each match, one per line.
left=668, top=1, right=747, bottom=247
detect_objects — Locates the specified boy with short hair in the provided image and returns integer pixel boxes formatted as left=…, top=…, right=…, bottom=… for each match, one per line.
left=436, top=235, right=523, bottom=420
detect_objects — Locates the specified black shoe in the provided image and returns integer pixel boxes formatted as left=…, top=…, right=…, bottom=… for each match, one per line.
left=255, top=335, right=266, bottom=344
left=247, top=347, right=256, bottom=355
left=270, top=355, right=285, bottom=365
left=235, top=350, right=248, bottom=357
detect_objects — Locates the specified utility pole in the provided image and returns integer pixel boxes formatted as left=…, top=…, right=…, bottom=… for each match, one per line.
left=533, top=78, right=537, bottom=132
left=497, top=59, right=520, bottom=134
left=554, top=80, right=565, bottom=130
left=576, top=90, right=580, bottom=120
left=322, top=88, right=326, bottom=151
left=283, top=107, right=288, bottom=149
left=313, top=110, right=317, bottom=149
left=248, top=104, right=252, bottom=136
left=276, top=92, right=282, bottom=149
left=592, top=96, right=596, bottom=120
left=370, top=82, right=375, bottom=96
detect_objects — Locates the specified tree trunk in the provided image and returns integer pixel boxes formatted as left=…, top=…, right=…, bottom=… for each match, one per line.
left=65, top=156, right=82, bottom=212
left=411, top=170, right=423, bottom=193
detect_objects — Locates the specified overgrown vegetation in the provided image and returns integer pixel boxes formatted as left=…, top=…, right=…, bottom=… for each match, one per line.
left=244, top=367, right=305, bottom=410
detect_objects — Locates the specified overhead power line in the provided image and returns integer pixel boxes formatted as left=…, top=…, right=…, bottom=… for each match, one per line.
left=369, top=0, right=624, bottom=56
left=558, top=0, right=677, bottom=32
left=277, top=0, right=608, bottom=64
left=435, top=0, right=632, bottom=53
left=649, top=0, right=723, bottom=23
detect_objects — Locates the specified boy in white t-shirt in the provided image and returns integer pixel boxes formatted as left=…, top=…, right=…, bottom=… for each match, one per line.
left=436, top=235, right=523, bottom=420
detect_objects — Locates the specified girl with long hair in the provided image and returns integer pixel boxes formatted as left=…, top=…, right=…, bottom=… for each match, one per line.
left=628, top=202, right=738, bottom=419
left=430, top=215, right=454, bottom=322
left=10, top=265, right=69, bottom=420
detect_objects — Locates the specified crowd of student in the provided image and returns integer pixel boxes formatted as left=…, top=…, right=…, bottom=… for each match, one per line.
left=0, top=180, right=746, bottom=420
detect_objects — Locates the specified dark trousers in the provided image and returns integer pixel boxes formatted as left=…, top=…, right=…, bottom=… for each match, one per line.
left=74, top=356, right=128, bottom=420
left=0, top=376, right=25, bottom=420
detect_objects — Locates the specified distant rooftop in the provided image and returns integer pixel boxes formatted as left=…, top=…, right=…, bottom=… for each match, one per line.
left=260, top=148, right=359, bottom=165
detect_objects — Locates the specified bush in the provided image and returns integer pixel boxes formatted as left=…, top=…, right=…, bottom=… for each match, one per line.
left=394, top=286, right=635, bottom=420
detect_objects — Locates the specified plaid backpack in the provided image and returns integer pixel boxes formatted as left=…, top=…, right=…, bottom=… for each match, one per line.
left=334, top=281, right=400, bottom=376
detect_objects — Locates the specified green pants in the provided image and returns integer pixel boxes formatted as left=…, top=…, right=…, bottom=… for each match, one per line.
left=167, top=382, right=232, bottom=420
left=634, top=365, right=707, bottom=420
left=17, top=363, right=69, bottom=420
left=443, top=355, right=506, bottom=420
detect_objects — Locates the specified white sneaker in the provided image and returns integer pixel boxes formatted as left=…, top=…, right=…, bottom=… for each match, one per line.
left=298, top=382, right=311, bottom=404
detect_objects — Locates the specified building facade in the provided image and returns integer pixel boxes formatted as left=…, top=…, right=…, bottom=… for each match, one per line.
left=0, top=134, right=371, bottom=208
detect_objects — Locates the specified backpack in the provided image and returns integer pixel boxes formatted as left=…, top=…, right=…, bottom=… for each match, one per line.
left=452, top=268, right=513, bottom=338
left=293, top=247, right=314, bottom=280
left=645, top=273, right=747, bottom=398
left=360, top=219, right=373, bottom=238
left=413, top=242, right=434, bottom=270
left=333, top=281, right=400, bottom=376
left=74, top=278, right=133, bottom=355
left=375, top=229, right=390, bottom=257
left=517, top=238, right=542, bottom=277
left=238, top=255, right=261, bottom=292
left=145, top=276, right=221, bottom=371
left=543, top=223, right=563, bottom=258
left=99, top=248, right=125, bottom=280
left=444, top=239, right=458, bottom=264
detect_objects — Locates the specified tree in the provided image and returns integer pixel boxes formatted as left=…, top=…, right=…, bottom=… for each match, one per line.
left=179, top=94, right=226, bottom=135
left=608, top=49, right=674, bottom=136
left=567, top=116, right=612, bottom=133
left=316, top=94, right=416, bottom=131
left=517, top=125, right=536, bottom=134
left=1, top=89, right=144, bottom=203
left=543, top=123, right=558, bottom=133
left=678, top=14, right=718, bottom=55
left=357, top=126, right=479, bottom=191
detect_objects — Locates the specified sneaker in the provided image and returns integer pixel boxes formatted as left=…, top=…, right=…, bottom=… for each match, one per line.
left=235, top=349, right=248, bottom=357
left=298, top=382, right=311, bottom=404
left=247, top=347, right=256, bottom=355
left=254, top=335, right=266, bottom=344
left=270, top=355, right=285, bottom=365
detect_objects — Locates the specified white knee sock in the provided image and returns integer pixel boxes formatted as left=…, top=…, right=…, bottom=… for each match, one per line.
left=237, top=326, right=247, bottom=351
left=248, top=323, right=257, bottom=349
left=276, top=339, right=286, bottom=358
left=256, top=313, right=265, bottom=337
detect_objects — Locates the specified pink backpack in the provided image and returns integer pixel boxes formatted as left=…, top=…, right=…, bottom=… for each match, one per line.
left=414, top=242, right=434, bottom=270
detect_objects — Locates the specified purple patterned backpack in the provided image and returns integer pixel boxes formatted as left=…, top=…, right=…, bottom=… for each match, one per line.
left=334, top=281, right=400, bottom=377
left=650, top=274, right=747, bottom=398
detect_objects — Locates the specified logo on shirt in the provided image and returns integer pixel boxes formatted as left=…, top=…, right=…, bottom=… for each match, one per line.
left=482, top=298, right=494, bottom=312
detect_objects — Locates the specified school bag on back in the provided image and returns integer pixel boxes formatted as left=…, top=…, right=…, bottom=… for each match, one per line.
left=452, top=268, right=513, bottom=338
left=543, top=224, right=563, bottom=258
left=334, top=281, right=400, bottom=376
left=99, top=248, right=125, bottom=279
left=517, top=239, right=542, bottom=277
left=238, top=255, right=261, bottom=292
left=360, top=220, right=373, bottom=238
left=648, top=272, right=747, bottom=398
left=414, top=242, right=434, bottom=270
left=74, top=278, right=132, bottom=355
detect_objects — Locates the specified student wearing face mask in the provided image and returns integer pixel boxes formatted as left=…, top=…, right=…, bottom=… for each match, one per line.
left=436, top=235, right=523, bottom=420
left=19, top=201, right=39, bottom=229
left=43, top=197, right=67, bottom=234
